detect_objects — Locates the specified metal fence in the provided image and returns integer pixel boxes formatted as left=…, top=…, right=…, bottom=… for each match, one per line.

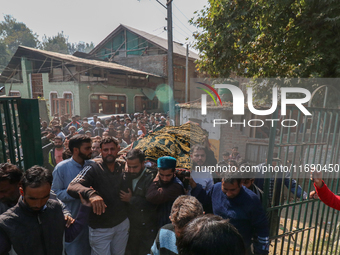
left=0, top=96, right=43, bottom=169
left=265, top=106, right=340, bottom=254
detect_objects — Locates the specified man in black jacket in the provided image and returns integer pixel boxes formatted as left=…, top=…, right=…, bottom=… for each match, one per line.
left=67, top=137, right=129, bottom=255
left=120, top=149, right=158, bottom=255
left=0, top=165, right=90, bottom=255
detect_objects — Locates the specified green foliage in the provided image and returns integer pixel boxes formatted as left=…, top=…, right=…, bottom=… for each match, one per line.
left=0, top=15, right=39, bottom=72
left=40, top=32, right=95, bottom=55
left=0, top=14, right=95, bottom=73
left=68, top=41, right=95, bottom=55
left=40, top=32, right=69, bottom=54
left=0, top=15, right=38, bottom=54
left=190, top=0, right=340, bottom=79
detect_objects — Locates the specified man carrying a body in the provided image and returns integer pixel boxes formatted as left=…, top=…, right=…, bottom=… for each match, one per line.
left=190, top=144, right=214, bottom=191
left=67, top=137, right=129, bottom=255
left=190, top=172, right=269, bottom=255
left=120, top=149, right=158, bottom=255
left=146, top=156, right=185, bottom=229
left=52, top=134, right=92, bottom=255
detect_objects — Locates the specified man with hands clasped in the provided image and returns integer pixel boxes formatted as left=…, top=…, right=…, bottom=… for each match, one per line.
left=120, top=149, right=158, bottom=255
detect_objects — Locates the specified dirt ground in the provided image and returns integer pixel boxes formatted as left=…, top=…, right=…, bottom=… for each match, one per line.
left=268, top=201, right=339, bottom=255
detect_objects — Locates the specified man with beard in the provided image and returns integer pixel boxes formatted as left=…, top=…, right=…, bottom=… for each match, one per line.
left=106, top=122, right=117, bottom=137
left=190, top=144, right=214, bottom=191
left=190, top=172, right=269, bottom=255
left=47, top=136, right=64, bottom=172
left=0, top=163, right=74, bottom=219
left=91, top=139, right=101, bottom=158
left=0, top=166, right=91, bottom=255
left=52, top=134, right=92, bottom=255
left=146, top=156, right=185, bottom=230
left=53, top=125, right=66, bottom=142
left=120, top=149, right=158, bottom=255
left=67, top=137, right=129, bottom=255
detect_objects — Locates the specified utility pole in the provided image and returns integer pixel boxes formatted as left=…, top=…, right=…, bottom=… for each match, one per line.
left=153, top=0, right=174, bottom=118
left=185, top=44, right=189, bottom=102
left=166, top=0, right=174, bottom=118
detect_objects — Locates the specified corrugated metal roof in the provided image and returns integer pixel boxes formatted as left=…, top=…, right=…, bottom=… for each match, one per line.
left=18, top=46, right=161, bottom=77
left=90, top=24, right=199, bottom=60
left=0, top=46, right=162, bottom=83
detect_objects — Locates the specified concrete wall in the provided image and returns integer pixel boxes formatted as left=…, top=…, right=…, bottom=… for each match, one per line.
left=4, top=57, right=33, bottom=98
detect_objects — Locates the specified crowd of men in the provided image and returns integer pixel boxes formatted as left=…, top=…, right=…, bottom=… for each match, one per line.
left=1, top=111, right=337, bottom=255
left=41, top=111, right=172, bottom=172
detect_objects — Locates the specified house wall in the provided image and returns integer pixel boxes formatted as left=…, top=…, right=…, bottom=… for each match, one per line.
left=77, top=83, right=149, bottom=117
left=42, top=73, right=81, bottom=117
left=4, top=56, right=168, bottom=119
left=115, top=55, right=167, bottom=77
left=4, top=57, right=33, bottom=98
left=116, top=55, right=197, bottom=103
left=96, top=30, right=164, bottom=60
left=4, top=82, right=28, bottom=98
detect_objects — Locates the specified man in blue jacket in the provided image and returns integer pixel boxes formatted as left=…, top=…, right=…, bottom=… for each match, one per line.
left=190, top=172, right=269, bottom=255
left=52, top=134, right=92, bottom=255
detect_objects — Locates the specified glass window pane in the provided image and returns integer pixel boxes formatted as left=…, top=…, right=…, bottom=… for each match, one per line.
left=91, top=102, right=97, bottom=113
left=99, top=95, right=108, bottom=100
left=90, top=95, right=98, bottom=100
left=118, top=96, right=125, bottom=100
left=109, top=96, right=117, bottom=100
left=104, top=102, right=114, bottom=113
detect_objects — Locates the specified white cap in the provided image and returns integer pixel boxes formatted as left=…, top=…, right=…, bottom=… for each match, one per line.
left=96, top=121, right=101, bottom=124
left=137, top=130, right=143, bottom=136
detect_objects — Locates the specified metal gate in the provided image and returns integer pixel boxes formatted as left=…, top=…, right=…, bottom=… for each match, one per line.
left=0, top=96, right=43, bottom=169
left=265, top=106, right=340, bottom=254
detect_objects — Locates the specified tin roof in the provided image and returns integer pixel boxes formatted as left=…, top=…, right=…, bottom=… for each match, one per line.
left=0, top=46, right=161, bottom=83
left=90, top=24, right=199, bottom=60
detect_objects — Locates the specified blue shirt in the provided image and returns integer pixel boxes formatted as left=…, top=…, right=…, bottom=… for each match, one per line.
left=51, top=157, right=92, bottom=218
left=192, top=183, right=269, bottom=254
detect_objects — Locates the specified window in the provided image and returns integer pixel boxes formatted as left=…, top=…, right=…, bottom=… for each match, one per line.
left=90, top=94, right=126, bottom=114
left=51, top=93, right=59, bottom=116
left=51, top=93, right=73, bottom=117
left=134, top=96, right=158, bottom=112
